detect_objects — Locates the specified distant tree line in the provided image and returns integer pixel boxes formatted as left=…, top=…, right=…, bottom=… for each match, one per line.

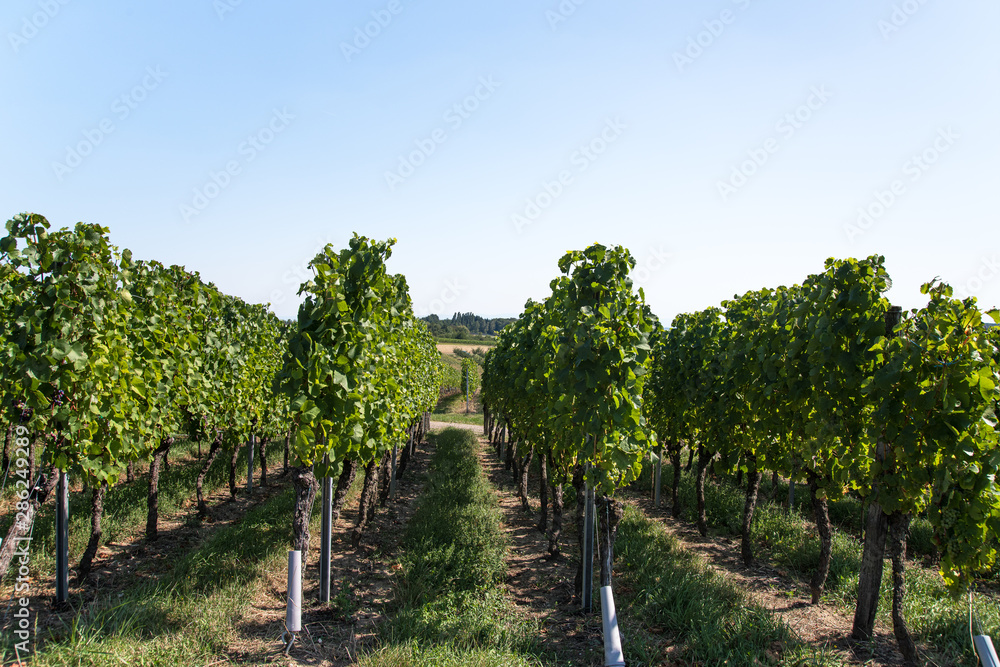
left=421, top=312, right=515, bottom=338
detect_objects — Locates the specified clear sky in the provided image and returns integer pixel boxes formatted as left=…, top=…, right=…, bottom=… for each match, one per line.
left=2, top=0, right=997, bottom=323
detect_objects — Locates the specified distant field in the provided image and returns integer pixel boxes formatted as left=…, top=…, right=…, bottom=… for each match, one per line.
left=436, top=342, right=494, bottom=354
left=434, top=336, right=497, bottom=346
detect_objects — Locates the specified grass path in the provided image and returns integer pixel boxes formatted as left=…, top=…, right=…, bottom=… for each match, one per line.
left=358, top=427, right=547, bottom=667
left=625, top=463, right=1000, bottom=666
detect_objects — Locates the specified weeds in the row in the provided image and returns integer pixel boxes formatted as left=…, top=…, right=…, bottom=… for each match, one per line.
left=362, top=428, right=546, bottom=667
left=7, top=457, right=300, bottom=666
left=21, top=486, right=300, bottom=665
left=614, top=504, right=841, bottom=666
left=632, top=460, right=999, bottom=666
left=0, top=438, right=254, bottom=588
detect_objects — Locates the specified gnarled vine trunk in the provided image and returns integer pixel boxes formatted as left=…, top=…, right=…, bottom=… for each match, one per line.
left=504, top=431, right=515, bottom=472
left=397, top=435, right=412, bottom=479
left=146, top=437, right=174, bottom=541
left=2, top=423, right=12, bottom=477
left=695, top=447, right=710, bottom=536
left=196, top=435, right=223, bottom=516
left=597, top=494, right=624, bottom=587
left=740, top=453, right=761, bottom=566
left=0, top=465, right=58, bottom=582
left=670, top=448, right=682, bottom=518
left=853, top=439, right=890, bottom=641
left=572, top=463, right=587, bottom=598
left=378, top=451, right=392, bottom=507
left=283, top=429, right=291, bottom=475
left=517, top=449, right=533, bottom=512
left=77, top=481, right=108, bottom=581
left=808, top=472, right=833, bottom=604
left=332, top=459, right=357, bottom=522
left=259, top=436, right=269, bottom=487
left=291, top=465, right=317, bottom=555
left=228, top=445, right=239, bottom=500
left=352, top=457, right=380, bottom=547
left=537, top=450, right=548, bottom=533
left=889, top=512, right=918, bottom=665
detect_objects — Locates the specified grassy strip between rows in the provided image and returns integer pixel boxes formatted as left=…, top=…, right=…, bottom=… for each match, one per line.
left=632, top=460, right=1000, bottom=666
left=614, top=504, right=840, bottom=666
left=359, top=428, right=547, bottom=667
left=12, top=467, right=305, bottom=665
left=429, top=413, right=484, bottom=426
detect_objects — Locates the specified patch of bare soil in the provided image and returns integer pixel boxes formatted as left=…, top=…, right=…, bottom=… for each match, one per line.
left=226, top=438, right=435, bottom=666
left=629, top=493, right=908, bottom=666
left=477, top=435, right=605, bottom=666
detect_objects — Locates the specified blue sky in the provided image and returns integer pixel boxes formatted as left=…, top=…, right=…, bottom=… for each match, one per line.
left=2, top=0, right=997, bottom=323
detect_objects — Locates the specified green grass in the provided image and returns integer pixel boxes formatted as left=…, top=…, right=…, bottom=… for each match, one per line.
left=362, top=428, right=548, bottom=666
left=1, top=438, right=254, bottom=584
left=360, top=643, right=542, bottom=667
left=430, top=413, right=484, bottom=426
left=633, top=460, right=1000, bottom=666
left=19, top=480, right=302, bottom=666
left=431, top=390, right=484, bottom=427
left=614, top=504, right=838, bottom=666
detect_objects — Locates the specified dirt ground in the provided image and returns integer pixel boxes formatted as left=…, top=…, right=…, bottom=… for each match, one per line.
left=629, top=493, right=918, bottom=666
left=476, top=434, right=608, bottom=666
left=226, top=440, right=435, bottom=666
